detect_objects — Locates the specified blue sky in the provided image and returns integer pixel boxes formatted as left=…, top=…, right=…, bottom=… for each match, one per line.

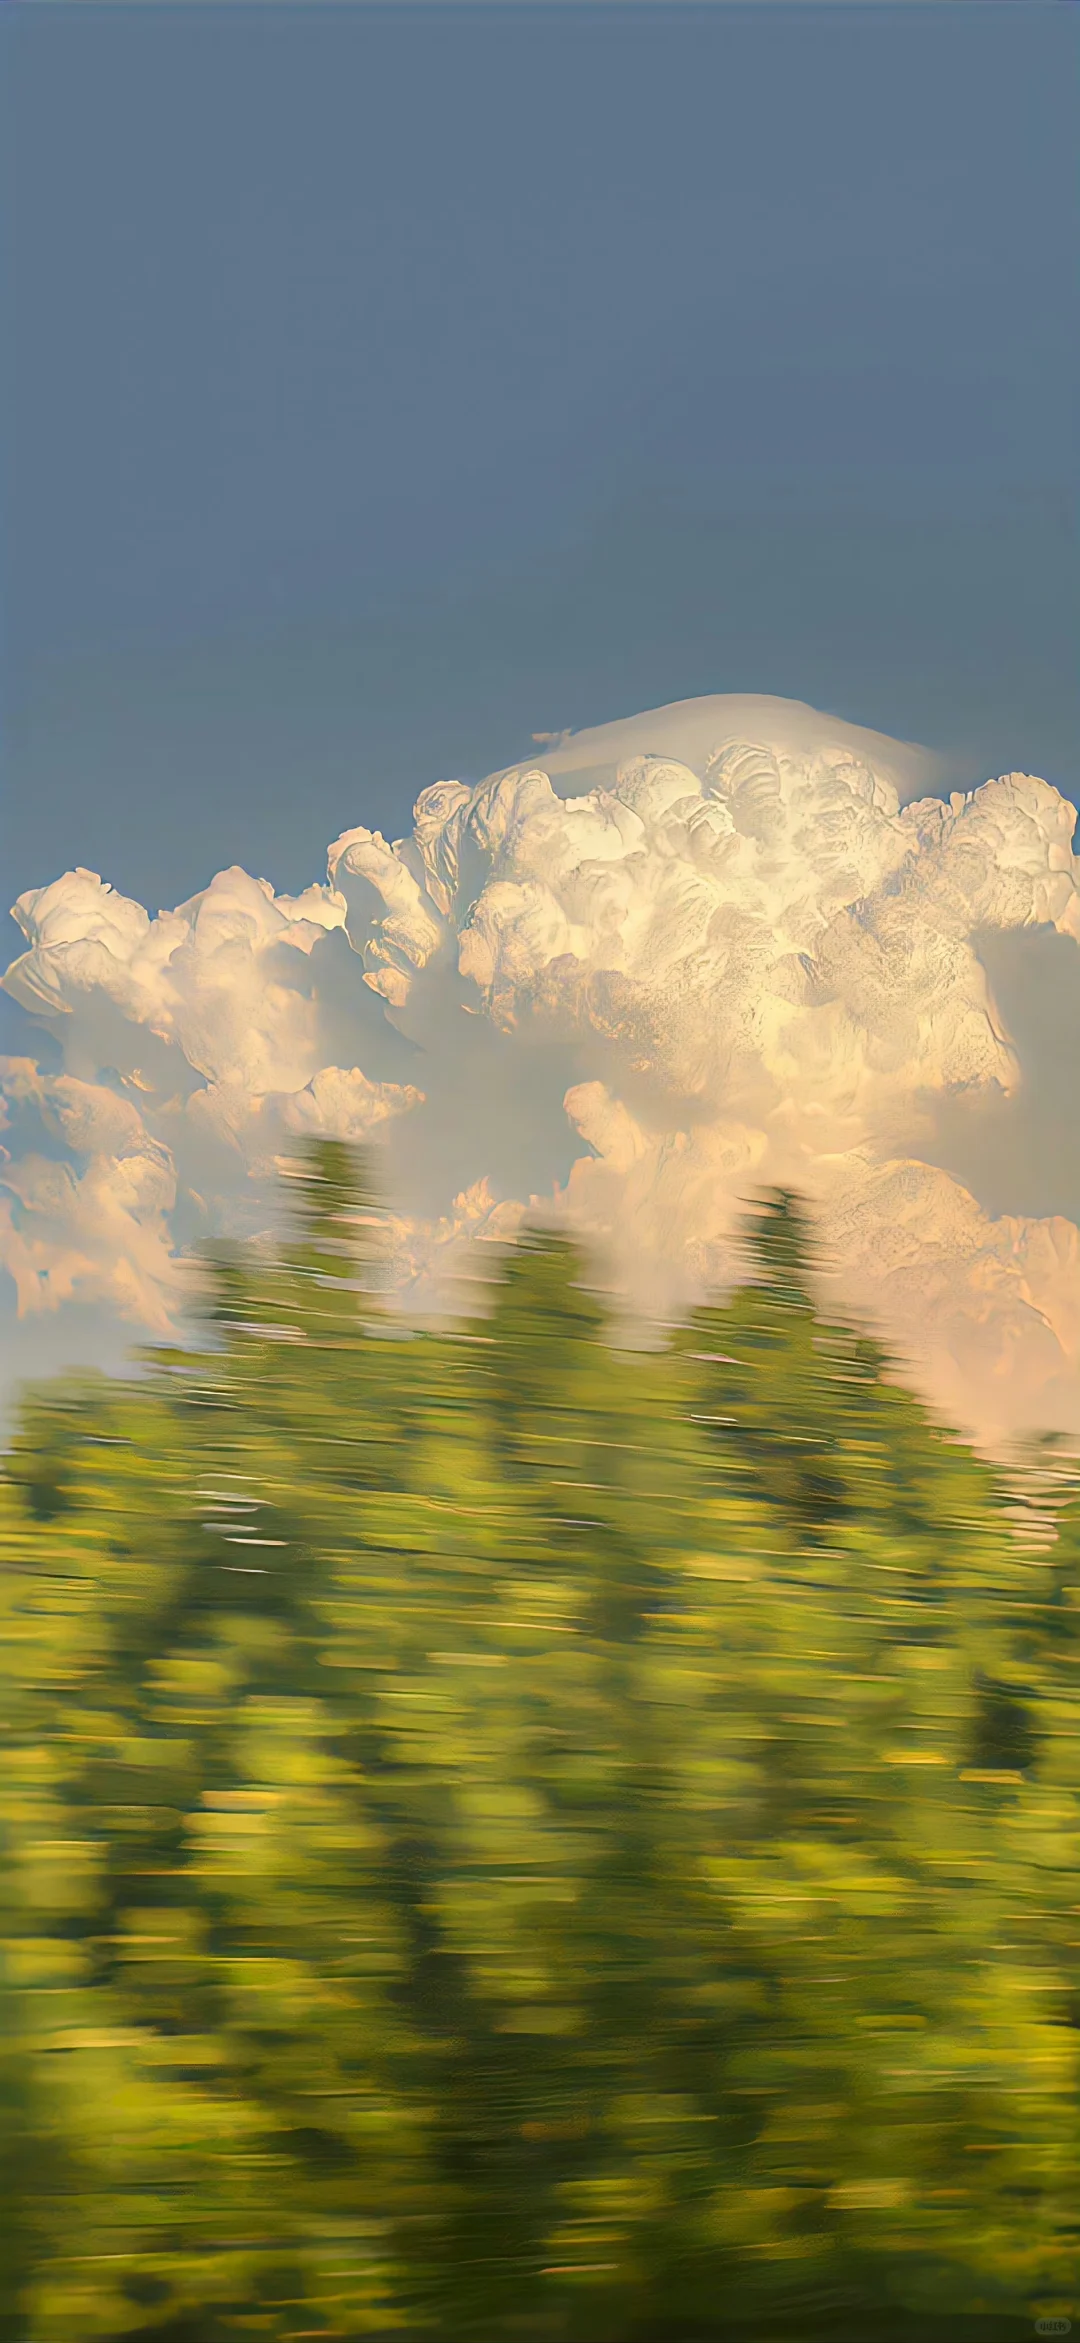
left=4, top=0, right=1077, bottom=958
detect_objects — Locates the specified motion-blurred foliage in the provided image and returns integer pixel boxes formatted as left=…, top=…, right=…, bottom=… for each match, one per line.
left=0, top=1144, right=1077, bottom=2342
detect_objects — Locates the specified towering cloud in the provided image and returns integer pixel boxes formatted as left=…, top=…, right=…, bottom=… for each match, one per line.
left=4, top=695, right=1079, bottom=1446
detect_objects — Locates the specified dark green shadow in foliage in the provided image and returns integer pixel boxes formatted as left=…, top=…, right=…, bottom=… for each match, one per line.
left=0, top=1144, right=1077, bottom=2341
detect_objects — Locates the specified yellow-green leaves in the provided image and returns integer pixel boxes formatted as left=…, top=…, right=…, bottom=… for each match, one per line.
left=0, top=1151, right=1077, bottom=2338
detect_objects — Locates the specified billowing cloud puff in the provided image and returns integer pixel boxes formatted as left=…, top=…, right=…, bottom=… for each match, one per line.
left=4, top=693, right=1080, bottom=1447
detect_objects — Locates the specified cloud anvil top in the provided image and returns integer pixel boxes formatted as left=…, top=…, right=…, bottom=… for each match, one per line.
left=3, top=694, right=1079, bottom=1447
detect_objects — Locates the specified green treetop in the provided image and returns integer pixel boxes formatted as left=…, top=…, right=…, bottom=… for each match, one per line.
left=0, top=1147, right=1075, bottom=2343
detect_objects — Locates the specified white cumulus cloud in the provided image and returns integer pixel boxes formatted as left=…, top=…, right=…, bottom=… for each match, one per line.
left=4, top=693, right=1080, bottom=1447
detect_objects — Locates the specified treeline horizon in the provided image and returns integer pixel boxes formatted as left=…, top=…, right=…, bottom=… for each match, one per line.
left=0, top=1142, right=1077, bottom=2343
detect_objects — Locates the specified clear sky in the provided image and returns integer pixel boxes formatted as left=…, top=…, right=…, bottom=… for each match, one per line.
left=4, top=0, right=1078, bottom=954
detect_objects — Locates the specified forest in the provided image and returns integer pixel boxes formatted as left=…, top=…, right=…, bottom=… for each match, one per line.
left=0, top=1142, right=1077, bottom=2343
